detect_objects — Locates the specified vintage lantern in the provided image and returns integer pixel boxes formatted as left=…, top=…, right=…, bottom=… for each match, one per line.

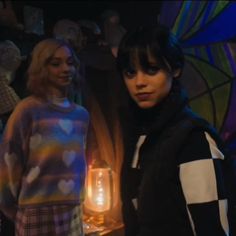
left=84, top=159, right=113, bottom=225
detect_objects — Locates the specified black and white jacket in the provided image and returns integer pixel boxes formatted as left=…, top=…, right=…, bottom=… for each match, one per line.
left=120, top=84, right=229, bottom=236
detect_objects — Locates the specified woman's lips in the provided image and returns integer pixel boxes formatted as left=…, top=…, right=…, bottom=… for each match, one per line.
left=58, top=76, right=72, bottom=82
left=136, top=93, right=151, bottom=101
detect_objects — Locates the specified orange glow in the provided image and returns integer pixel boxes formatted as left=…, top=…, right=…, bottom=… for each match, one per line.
left=84, top=166, right=112, bottom=213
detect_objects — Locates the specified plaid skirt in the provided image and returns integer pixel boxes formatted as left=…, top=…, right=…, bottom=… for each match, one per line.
left=15, top=205, right=84, bottom=236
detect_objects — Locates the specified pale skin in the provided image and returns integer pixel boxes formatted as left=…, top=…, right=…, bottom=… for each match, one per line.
left=123, top=61, right=180, bottom=109
left=46, top=46, right=76, bottom=98
left=0, top=45, right=78, bottom=221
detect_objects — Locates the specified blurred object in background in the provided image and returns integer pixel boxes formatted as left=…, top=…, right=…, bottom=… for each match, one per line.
left=53, top=18, right=83, bottom=53
left=23, top=5, right=44, bottom=35
left=0, top=40, right=21, bottom=116
left=0, top=0, right=23, bottom=30
left=100, top=9, right=126, bottom=57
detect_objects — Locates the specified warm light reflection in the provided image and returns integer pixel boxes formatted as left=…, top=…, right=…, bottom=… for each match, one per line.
left=85, top=166, right=112, bottom=213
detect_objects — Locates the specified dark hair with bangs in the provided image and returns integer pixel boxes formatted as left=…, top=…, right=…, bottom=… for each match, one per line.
left=116, top=24, right=184, bottom=77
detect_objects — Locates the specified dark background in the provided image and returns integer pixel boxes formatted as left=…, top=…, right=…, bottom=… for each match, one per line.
left=12, top=1, right=163, bottom=33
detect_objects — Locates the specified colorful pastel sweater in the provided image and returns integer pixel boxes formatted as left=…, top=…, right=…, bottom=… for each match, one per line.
left=0, top=96, right=89, bottom=220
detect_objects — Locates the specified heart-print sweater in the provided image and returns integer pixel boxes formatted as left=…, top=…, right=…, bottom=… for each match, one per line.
left=0, top=96, right=89, bottom=220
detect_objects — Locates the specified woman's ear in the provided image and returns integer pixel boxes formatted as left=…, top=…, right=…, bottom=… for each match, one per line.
left=172, top=68, right=182, bottom=78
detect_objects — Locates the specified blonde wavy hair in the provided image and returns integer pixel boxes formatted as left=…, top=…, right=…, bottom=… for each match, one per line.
left=27, top=38, right=80, bottom=99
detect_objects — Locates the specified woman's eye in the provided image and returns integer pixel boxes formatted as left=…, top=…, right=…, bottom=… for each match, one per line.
left=49, top=60, right=60, bottom=67
left=49, top=61, right=60, bottom=67
left=145, top=66, right=160, bottom=75
left=67, top=61, right=75, bottom=66
left=49, top=60, right=75, bottom=67
left=123, top=69, right=136, bottom=78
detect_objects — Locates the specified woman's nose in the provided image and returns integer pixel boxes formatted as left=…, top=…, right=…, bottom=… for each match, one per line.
left=62, top=63, right=71, bottom=72
left=135, top=71, right=147, bottom=87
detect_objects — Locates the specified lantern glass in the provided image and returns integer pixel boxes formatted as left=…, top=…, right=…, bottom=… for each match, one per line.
left=83, top=160, right=123, bottom=234
left=84, top=165, right=112, bottom=213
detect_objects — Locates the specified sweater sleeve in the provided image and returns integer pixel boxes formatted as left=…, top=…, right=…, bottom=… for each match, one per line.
left=0, top=101, right=31, bottom=220
left=178, top=130, right=229, bottom=236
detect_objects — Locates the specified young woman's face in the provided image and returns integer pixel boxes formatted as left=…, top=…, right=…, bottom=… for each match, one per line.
left=123, top=62, right=174, bottom=109
left=46, top=46, right=76, bottom=96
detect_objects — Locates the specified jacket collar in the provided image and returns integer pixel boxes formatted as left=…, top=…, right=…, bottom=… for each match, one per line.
left=132, top=81, right=189, bottom=135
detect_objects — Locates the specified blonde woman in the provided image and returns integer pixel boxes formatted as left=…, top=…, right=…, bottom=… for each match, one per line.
left=0, top=38, right=89, bottom=236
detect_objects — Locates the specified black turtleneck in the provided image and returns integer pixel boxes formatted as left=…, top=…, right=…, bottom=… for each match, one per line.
left=128, top=81, right=189, bottom=135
